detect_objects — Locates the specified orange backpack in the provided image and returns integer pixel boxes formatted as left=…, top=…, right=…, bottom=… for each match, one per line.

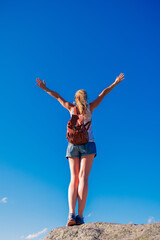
left=66, top=106, right=91, bottom=145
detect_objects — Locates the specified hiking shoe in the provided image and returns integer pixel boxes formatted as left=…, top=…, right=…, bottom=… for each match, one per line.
left=75, top=215, right=85, bottom=225
left=66, top=213, right=76, bottom=226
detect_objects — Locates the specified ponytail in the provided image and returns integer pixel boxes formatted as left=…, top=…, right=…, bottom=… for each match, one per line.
left=74, top=89, right=88, bottom=118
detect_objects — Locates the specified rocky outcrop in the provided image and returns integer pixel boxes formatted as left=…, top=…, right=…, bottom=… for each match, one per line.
left=44, top=222, right=160, bottom=240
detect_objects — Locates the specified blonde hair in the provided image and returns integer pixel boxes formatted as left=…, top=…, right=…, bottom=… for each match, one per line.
left=74, top=89, right=88, bottom=118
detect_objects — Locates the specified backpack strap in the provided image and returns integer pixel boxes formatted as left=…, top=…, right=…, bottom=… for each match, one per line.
left=74, top=106, right=80, bottom=115
left=84, top=121, right=91, bottom=130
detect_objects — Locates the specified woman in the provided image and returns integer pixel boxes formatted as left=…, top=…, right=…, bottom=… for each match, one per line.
left=36, top=73, right=125, bottom=226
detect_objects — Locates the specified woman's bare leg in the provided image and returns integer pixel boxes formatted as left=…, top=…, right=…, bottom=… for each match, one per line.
left=68, top=157, right=80, bottom=214
left=78, top=154, right=94, bottom=217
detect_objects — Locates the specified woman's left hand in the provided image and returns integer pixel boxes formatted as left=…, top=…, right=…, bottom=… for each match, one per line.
left=114, top=73, right=125, bottom=85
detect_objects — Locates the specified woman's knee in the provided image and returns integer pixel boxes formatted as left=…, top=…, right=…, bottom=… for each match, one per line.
left=70, top=174, right=79, bottom=186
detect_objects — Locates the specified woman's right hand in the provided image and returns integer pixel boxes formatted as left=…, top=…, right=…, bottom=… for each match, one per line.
left=114, top=73, right=125, bottom=85
left=36, top=78, right=46, bottom=90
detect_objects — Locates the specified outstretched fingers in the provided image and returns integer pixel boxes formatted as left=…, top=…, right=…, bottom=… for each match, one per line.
left=36, top=78, right=41, bottom=83
left=120, top=73, right=124, bottom=77
left=36, top=78, right=43, bottom=87
left=119, top=73, right=125, bottom=81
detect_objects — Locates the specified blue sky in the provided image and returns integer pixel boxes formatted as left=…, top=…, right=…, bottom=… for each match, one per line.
left=0, top=0, right=160, bottom=239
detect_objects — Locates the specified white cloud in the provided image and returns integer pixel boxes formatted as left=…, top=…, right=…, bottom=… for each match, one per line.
left=86, top=213, right=92, bottom=218
left=25, top=228, right=47, bottom=239
left=20, top=236, right=25, bottom=239
left=0, top=197, right=7, bottom=203
left=148, top=216, right=156, bottom=224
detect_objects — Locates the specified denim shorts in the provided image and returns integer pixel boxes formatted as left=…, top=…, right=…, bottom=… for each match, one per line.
left=66, top=141, right=97, bottom=159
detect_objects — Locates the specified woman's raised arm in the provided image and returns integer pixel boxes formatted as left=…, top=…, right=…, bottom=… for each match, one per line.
left=36, top=78, right=74, bottom=111
left=89, top=73, right=125, bottom=113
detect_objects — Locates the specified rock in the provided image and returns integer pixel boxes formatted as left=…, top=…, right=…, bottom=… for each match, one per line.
left=43, top=222, right=160, bottom=240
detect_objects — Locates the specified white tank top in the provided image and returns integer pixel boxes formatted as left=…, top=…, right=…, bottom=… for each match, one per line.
left=69, top=103, right=95, bottom=142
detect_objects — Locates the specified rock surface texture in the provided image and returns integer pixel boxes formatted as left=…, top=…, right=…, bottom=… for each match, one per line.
left=43, top=222, right=160, bottom=240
